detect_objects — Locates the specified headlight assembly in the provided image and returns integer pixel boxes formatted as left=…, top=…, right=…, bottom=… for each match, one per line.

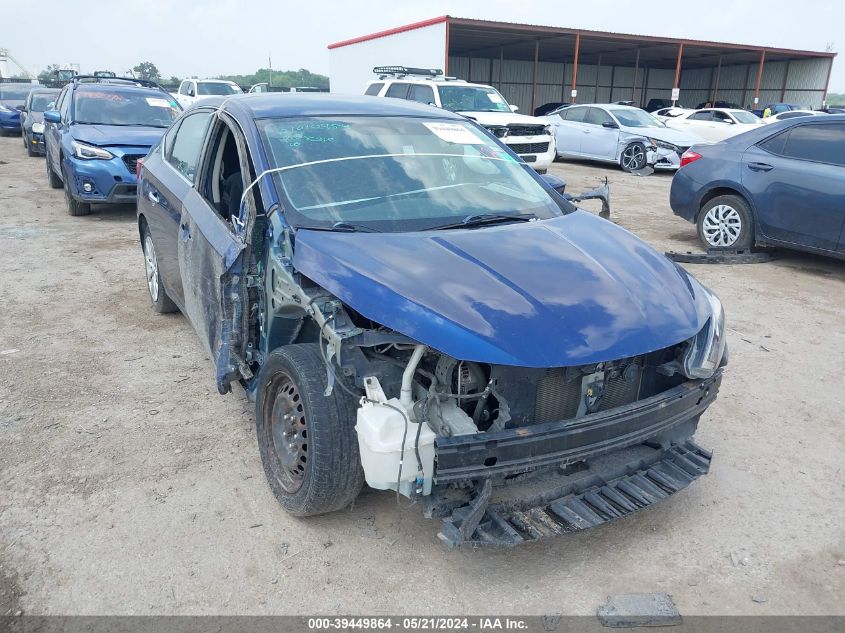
left=32, top=122, right=44, bottom=134
left=681, top=289, right=726, bottom=379
left=71, top=140, right=113, bottom=160
left=649, top=138, right=680, bottom=152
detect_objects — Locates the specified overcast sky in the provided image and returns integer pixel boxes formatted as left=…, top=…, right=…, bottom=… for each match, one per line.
left=5, top=0, right=843, bottom=91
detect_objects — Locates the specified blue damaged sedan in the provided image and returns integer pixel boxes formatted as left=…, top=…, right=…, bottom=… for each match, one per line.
left=137, top=94, right=727, bottom=546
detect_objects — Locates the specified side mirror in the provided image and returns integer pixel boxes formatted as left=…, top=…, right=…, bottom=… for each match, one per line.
left=187, top=89, right=195, bottom=97
left=16, top=105, right=26, bottom=112
left=509, top=104, right=518, bottom=112
left=540, top=173, right=567, bottom=195
left=602, top=121, right=619, bottom=129
left=43, top=110, right=61, bottom=124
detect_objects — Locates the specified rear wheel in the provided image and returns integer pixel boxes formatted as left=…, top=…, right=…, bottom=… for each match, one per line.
left=141, top=224, right=178, bottom=314
left=62, top=166, right=90, bottom=216
left=697, top=195, right=753, bottom=250
left=46, top=153, right=62, bottom=188
left=256, top=344, right=364, bottom=517
left=620, top=142, right=647, bottom=172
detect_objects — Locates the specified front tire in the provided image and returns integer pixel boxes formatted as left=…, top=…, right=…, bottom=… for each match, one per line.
left=621, top=142, right=648, bottom=172
left=26, top=134, right=36, bottom=157
left=256, top=344, right=364, bottom=517
left=697, top=194, right=753, bottom=250
left=141, top=224, right=178, bottom=313
left=62, top=166, right=90, bottom=216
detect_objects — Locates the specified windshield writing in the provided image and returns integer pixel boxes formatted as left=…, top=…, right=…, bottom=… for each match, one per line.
left=73, top=91, right=181, bottom=127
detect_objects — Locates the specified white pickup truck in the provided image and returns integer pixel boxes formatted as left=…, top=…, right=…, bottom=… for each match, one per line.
left=172, top=79, right=242, bottom=108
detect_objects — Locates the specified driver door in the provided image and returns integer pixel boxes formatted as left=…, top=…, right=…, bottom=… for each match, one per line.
left=580, top=107, right=620, bottom=160
left=177, top=113, right=257, bottom=393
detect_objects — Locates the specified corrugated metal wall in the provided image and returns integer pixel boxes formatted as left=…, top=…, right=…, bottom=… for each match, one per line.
left=448, top=55, right=831, bottom=112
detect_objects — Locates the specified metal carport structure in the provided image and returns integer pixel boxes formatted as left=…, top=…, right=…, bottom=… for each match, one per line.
left=328, top=16, right=836, bottom=112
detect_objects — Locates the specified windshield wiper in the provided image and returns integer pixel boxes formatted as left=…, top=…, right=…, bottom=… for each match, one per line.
left=431, top=212, right=537, bottom=230
left=297, top=222, right=381, bottom=233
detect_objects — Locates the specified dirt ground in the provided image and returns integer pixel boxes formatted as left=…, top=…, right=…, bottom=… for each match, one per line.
left=1, top=135, right=843, bottom=617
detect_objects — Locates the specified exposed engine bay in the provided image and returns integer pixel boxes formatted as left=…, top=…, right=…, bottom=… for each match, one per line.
left=256, top=250, right=726, bottom=545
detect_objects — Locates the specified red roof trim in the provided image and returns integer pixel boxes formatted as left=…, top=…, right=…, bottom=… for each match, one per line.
left=327, top=15, right=449, bottom=50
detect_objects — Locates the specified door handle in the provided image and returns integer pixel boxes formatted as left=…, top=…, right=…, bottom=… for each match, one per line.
left=747, top=162, right=773, bottom=172
left=147, top=190, right=160, bottom=205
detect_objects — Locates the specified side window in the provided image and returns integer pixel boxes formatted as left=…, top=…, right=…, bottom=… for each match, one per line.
left=385, top=83, right=410, bottom=99
left=712, top=111, right=731, bottom=123
left=563, top=107, right=588, bottom=123
left=781, top=124, right=845, bottom=167
left=585, top=107, right=613, bottom=126
left=689, top=111, right=712, bottom=121
left=59, top=88, right=72, bottom=121
left=758, top=130, right=789, bottom=156
left=364, top=82, right=384, bottom=96
left=178, top=81, right=189, bottom=95
left=53, top=87, right=67, bottom=114
left=408, top=84, right=434, bottom=105
left=166, top=111, right=213, bottom=182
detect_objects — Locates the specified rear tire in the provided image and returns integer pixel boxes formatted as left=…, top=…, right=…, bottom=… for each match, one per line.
left=620, top=142, right=648, bottom=172
left=46, top=153, right=62, bottom=188
left=697, top=194, right=753, bottom=250
left=62, top=166, right=90, bottom=216
left=256, top=343, right=364, bottom=517
left=141, top=223, right=178, bottom=314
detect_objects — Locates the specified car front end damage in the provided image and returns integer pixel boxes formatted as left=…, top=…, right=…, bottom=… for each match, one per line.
left=252, top=212, right=727, bottom=547
left=61, top=142, right=149, bottom=204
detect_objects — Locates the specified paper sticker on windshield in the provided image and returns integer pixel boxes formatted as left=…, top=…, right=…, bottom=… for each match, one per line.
left=423, top=122, right=482, bottom=144
left=486, top=93, right=505, bottom=104
left=145, top=97, right=171, bottom=108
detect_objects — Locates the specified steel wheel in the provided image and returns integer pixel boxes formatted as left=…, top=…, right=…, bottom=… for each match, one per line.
left=621, top=143, right=646, bottom=171
left=701, top=204, right=742, bottom=247
left=143, top=235, right=160, bottom=302
left=267, top=373, right=308, bottom=494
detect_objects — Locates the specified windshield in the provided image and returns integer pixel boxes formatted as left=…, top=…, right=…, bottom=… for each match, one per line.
left=257, top=116, right=570, bottom=232
left=30, top=93, right=57, bottom=112
left=197, top=82, right=241, bottom=96
left=732, top=111, right=760, bottom=124
left=438, top=86, right=511, bottom=113
left=610, top=109, right=665, bottom=128
left=73, top=90, right=181, bottom=127
left=0, top=85, right=31, bottom=100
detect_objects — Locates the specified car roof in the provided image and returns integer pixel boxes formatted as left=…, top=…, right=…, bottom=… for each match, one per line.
left=30, top=87, right=60, bottom=94
left=72, top=83, right=168, bottom=97
left=195, top=92, right=465, bottom=120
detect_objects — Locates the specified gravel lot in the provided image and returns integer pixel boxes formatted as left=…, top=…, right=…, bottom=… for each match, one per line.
left=1, top=134, right=843, bottom=616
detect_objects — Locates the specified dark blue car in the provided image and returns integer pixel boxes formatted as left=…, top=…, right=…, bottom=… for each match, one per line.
left=0, top=82, right=33, bottom=135
left=43, top=77, right=181, bottom=216
left=137, top=93, right=727, bottom=546
left=20, top=87, right=60, bottom=156
left=670, top=114, right=845, bottom=259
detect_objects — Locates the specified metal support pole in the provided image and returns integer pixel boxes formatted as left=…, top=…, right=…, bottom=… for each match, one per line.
left=444, top=20, right=450, bottom=75
left=498, top=47, right=504, bottom=90
left=672, top=43, right=684, bottom=105
left=712, top=55, right=722, bottom=103
left=631, top=49, right=640, bottom=103
left=780, top=60, right=790, bottom=102
left=595, top=54, right=601, bottom=102
left=753, top=49, right=766, bottom=105
left=531, top=39, right=539, bottom=113
left=570, top=32, right=581, bottom=103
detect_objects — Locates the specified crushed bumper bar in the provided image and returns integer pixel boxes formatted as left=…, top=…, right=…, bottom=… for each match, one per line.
left=434, top=372, right=721, bottom=483
left=438, top=440, right=712, bottom=547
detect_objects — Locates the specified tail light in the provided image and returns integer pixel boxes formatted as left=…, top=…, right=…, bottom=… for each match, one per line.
left=136, top=157, right=143, bottom=179
left=679, top=150, right=702, bottom=168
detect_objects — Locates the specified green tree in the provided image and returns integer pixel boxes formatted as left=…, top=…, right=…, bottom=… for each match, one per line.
left=37, top=64, right=60, bottom=84
left=133, top=62, right=161, bottom=81
left=217, top=67, right=329, bottom=90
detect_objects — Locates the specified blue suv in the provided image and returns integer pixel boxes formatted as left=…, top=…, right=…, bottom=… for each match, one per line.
left=43, top=77, right=181, bottom=216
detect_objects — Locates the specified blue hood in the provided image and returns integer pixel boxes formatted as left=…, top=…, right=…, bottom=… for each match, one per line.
left=71, top=124, right=165, bottom=147
left=293, top=211, right=711, bottom=367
